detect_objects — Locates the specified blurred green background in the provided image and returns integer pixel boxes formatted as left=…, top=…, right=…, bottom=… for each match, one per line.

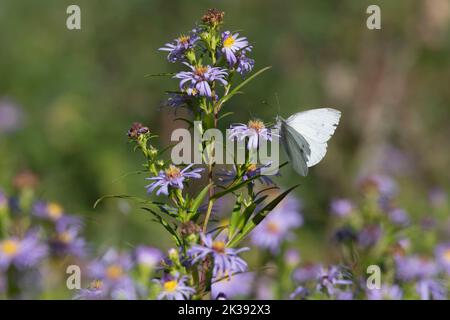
left=1, top=0, right=449, bottom=260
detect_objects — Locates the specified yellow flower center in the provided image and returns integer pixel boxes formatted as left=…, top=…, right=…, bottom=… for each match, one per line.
left=90, top=280, right=103, bottom=290
left=248, top=120, right=265, bottom=132
left=1, top=239, right=19, bottom=256
left=194, top=66, right=208, bottom=77
left=443, top=249, right=450, bottom=263
left=163, top=280, right=178, bottom=292
left=212, top=240, right=226, bottom=253
left=178, top=35, right=190, bottom=45
left=58, top=231, right=73, bottom=244
left=266, top=221, right=280, bottom=234
left=165, top=165, right=182, bottom=180
left=47, top=202, right=63, bottom=220
left=223, top=36, right=235, bottom=48
left=247, top=164, right=257, bottom=173
left=106, top=265, right=123, bottom=280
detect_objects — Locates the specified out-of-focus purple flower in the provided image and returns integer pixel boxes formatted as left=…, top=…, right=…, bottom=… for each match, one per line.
left=74, top=280, right=105, bottom=300
left=87, top=249, right=137, bottom=300
left=416, top=279, right=446, bottom=300
left=359, top=174, right=397, bottom=201
left=165, top=93, right=192, bottom=109
left=336, top=290, right=354, bottom=300
left=135, top=246, right=163, bottom=269
left=236, top=52, right=255, bottom=76
left=229, top=120, right=275, bottom=150
left=330, top=198, right=354, bottom=217
left=49, top=219, right=86, bottom=257
left=293, top=264, right=322, bottom=283
left=212, top=272, right=254, bottom=299
left=159, top=31, right=199, bottom=63
left=189, top=234, right=249, bottom=279
left=221, top=31, right=250, bottom=66
left=145, top=164, right=203, bottom=196
left=0, top=98, right=23, bottom=133
left=285, top=249, right=301, bottom=267
left=367, top=284, right=403, bottom=300
left=428, top=187, right=447, bottom=208
left=174, top=63, right=228, bottom=97
left=0, top=190, right=7, bottom=210
left=395, top=255, right=438, bottom=281
left=358, top=225, right=382, bottom=248
left=316, top=266, right=352, bottom=296
left=0, top=233, right=47, bottom=271
left=388, top=208, right=410, bottom=227
left=421, top=216, right=437, bottom=231
left=332, top=226, right=357, bottom=244
left=154, top=273, right=195, bottom=300
left=290, top=286, right=309, bottom=299
left=251, top=196, right=303, bottom=253
left=33, top=201, right=65, bottom=221
left=435, top=243, right=450, bottom=275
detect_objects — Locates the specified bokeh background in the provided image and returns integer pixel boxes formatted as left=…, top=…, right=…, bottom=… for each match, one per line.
left=1, top=0, right=449, bottom=262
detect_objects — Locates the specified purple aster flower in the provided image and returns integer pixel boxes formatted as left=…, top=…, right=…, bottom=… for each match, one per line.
left=135, top=246, right=163, bottom=269
left=236, top=52, right=255, bottom=76
left=145, top=164, right=204, bottom=196
left=33, top=201, right=65, bottom=221
left=174, top=63, right=228, bottom=97
left=49, top=219, right=86, bottom=257
left=293, top=263, right=322, bottom=283
left=285, top=249, right=301, bottom=267
left=435, top=243, right=450, bottom=275
left=251, top=196, right=303, bottom=253
left=336, top=290, right=354, bottom=300
left=0, top=98, right=23, bottom=133
left=416, top=279, right=446, bottom=300
left=189, top=234, right=249, bottom=279
left=388, top=208, right=410, bottom=226
left=330, top=198, right=354, bottom=217
left=395, top=255, right=438, bottom=281
left=290, top=286, right=309, bottom=299
left=74, top=280, right=105, bottom=300
left=221, top=31, right=250, bottom=66
left=217, top=163, right=277, bottom=186
left=367, top=284, right=403, bottom=300
left=159, top=31, right=199, bottom=63
left=229, top=120, right=276, bottom=150
left=154, top=273, right=195, bottom=300
left=87, top=249, right=137, bottom=300
left=165, top=93, right=193, bottom=109
left=428, top=187, right=447, bottom=208
left=212, top=272, right=254, bottom=299
left=316, top=266, right=352, bottom=296
left=358, top=224, right=382, bottom=248
left=0, top=233, right=47, bottom=271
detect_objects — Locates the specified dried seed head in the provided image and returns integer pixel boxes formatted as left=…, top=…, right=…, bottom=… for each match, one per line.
left=127, top=122, right=149, bottom=139
left=202, top=8, right=225, bottom=26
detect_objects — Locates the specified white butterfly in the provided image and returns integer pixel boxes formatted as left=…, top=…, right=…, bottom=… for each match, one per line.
left=277, top=108, right=341, bottom=176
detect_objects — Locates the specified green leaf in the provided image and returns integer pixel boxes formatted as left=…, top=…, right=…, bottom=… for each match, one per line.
left=228, top=196, right=243, bottom=238
left=93, top=194, right=164, bottom=209
left=188, top=183, right=212, bottom=220
left=218, top=111, right=234, bottom=120
left=211, top=175, right=260, bottom=200
left=228, top=184, right=300, bottom=247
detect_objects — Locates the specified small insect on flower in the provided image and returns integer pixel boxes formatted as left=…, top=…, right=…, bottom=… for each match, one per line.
left=146, top=164, right=204, bottom=196
left=175, top=63, right=228, bottom=97
left=189, top=234, right=249, bottom=279
left=0, top=233, right=47, bottom=271
left=221, top=31, right=250, bottom=66
left=159, top=31, right=199, bottom=63
left=154, top=274, right=195, bottom=300
left=229, top=119, right=275, bottom=150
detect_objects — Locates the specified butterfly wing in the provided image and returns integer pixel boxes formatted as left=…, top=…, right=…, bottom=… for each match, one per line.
left=280, top=118, right=311, bottom=176
left=286, top=108, right=341, bottom=167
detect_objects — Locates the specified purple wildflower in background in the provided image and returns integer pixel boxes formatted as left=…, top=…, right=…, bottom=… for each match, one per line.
left=435, top=243, right=450, bottom=275
left=135, top=246, right=163, bottom=269
left=175, top=63, right=228, bottom=97
left=316, top=266, right=352, bottom=296
left=290, top=286, right=309, bottom=299
left=87, top=249, right=137, bottom=300
left=221, top=31, right=250, bottom=66
left=236, top=51, right=255, bottom=76
left=330, top=198, right=354, bottom=217
left=394, top=255, right=438, bottom=281
left=154, top=273, right=195, bottom=300
left=293, top=264, right=322, bottom=283
left=211, top=272, right=254, bottom=299
left=189, top=234, right=249, bottom=278
left=251, top=196, right=303, bottom=253
left=366, top=284, right=403, bottom=300
left=416, top=279, right=446, bottom=300
left=165, top=93, right=192, bottom=109
left=358, top=224, right=382, bottom=248
left=49, top=219, right=86, bottom=257
left=0, top=233, right=47, bottom=271
left=159, top=31, right=199, bottom=63
left=33, top=201, right=65, bottom=221
left=74, top=280, right=105, bottom=300
left=229, top=120, right=275, bottom=150
left=146, top=164, right=203, bottom=196
left=285, top=249, right=301, bottom=267
left=388, top=208, right=410, bottom=226
left=428, top=187, right=447, bottom=208
left=0, top=98, right=23, bottom=133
